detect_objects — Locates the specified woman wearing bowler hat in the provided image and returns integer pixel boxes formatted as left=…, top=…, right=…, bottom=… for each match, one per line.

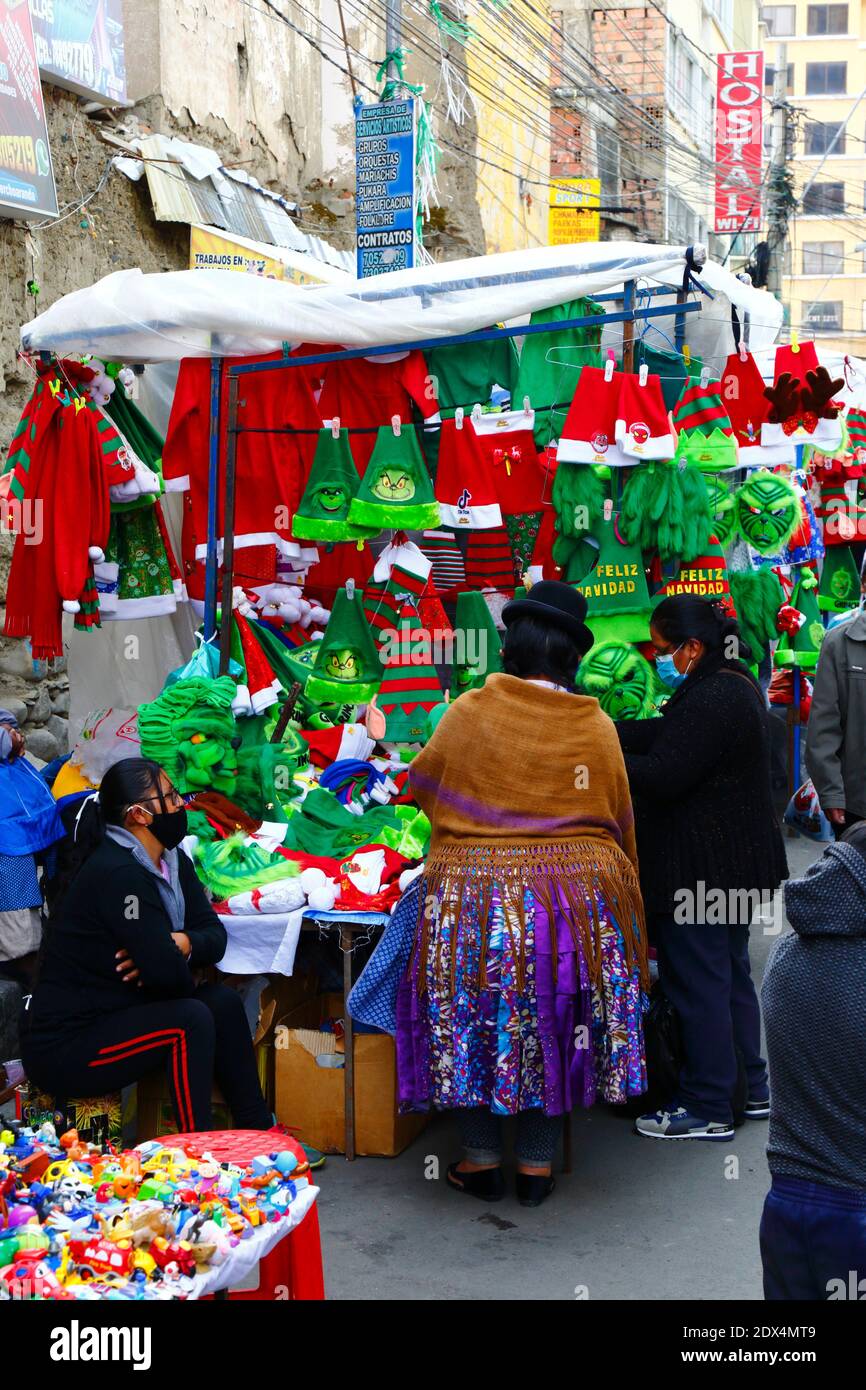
left=398, top=580, right=649, bottom=1208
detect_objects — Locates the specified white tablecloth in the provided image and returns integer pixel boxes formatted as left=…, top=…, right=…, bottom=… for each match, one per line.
left=185, top=1184, right=319, bottom=1299
left=218, top=908, right=305, bottom=975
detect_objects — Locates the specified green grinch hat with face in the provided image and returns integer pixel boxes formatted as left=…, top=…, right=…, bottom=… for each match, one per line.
left=575, top=639, right=661, bottom=720
left=449, top=589, right=503, bottom=699
left=673, top=426, right=738, bottom=475
left=775, top=569, right=825, bottom=669
left=292, top=428, right=375, bottom=542
left=735, top=469, right=800, bottom=556
left=305, top=584, right=384, bottom=705
left=576, top=506, right=652, bottom=647
left=818, top=545, right=860, bottom=614
left=348, top=423, right=441, bottom=531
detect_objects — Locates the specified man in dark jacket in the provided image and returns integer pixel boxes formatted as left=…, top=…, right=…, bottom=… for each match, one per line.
left=805, top=564, right=866, bottom=836
left=760, top=824, right=866, bottom=1299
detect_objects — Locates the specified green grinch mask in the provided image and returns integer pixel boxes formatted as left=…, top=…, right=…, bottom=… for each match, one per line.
left=734, top=471, right=800, bottom=555
left=576, top=640, right=660, bottom=720
left=317, top=485, right=349, bottom=513
left=138, top=676, right=240, bottom=796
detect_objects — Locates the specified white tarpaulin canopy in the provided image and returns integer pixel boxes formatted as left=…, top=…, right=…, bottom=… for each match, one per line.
left=20, top=241, right=783, bottom=364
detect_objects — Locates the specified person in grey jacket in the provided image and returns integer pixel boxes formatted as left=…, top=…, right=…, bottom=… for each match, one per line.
left=759, top=824, right=866, bottom=1300
left=805, top=568, right=866, bottom=836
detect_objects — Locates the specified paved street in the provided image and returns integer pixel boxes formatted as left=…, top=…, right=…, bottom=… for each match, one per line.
left=318, top=837, right=820, bottom=1301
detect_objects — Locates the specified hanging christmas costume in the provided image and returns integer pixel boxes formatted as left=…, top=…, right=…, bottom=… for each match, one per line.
left=615, top=370, right=675, bottom=460
left=99, top=502, right=184, bottom=618
left=728, top=569, right=785, bottom=667
left=449, top=589, right=503, bottom=698
left=317, top=348, right=440, bottom=469
left=376, top=604, right=444, bottom=743
left=818, top=546, right=860, bottom=613
left=347, top=424, right=440, bottom=532
left=557, top=365, right=632, bottom=467
left=305, top=585, right=384, bottom=705
left=467, top=407, right=548, bottom=516
left=847, top=405, right=866, bottom=462
left=3, top=362, right=112, bottom=659
left=434, top=414, right=503, bottom=529
left=775, top=569, right=825, bottom=669
left=463, top=527, right=517, bottom=595
left=576, top=507, right=652, bottom=647
left=420, top=529, right=466, bottom=598
left=509, top=297, right=604, bottom=449
left=720, top=350, right=793, bottom=467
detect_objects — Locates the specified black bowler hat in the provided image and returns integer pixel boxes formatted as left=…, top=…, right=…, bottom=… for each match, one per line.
left=502, top=580, right=594, bottom=655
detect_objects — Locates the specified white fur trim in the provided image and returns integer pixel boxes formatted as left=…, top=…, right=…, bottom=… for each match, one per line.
left=100, top=593, right=180, bottom=619
left=88, top=545, right=106, bottom=562
left=739, top=441, right=795, bottom=468
left=250, top=685, right=279, bottom=715
left=556, top=436, right=636, bottom=467
left=163, top=474, right=190, bottom=492
left=62, top=600, right=81, bottom=613
left=437, top=500, right=503, bottom=529
left=615, top=419, right=675, bottom=460
left=231, top=684, right=252, bottom=716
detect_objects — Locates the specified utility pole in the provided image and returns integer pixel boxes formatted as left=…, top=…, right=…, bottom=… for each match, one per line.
left=385, top=0, right=402, bottom=84
left=766, top=41, right=790, bottom=299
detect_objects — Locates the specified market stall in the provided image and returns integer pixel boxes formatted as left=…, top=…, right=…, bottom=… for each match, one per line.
left=5, top=236, right=862, bottom=1183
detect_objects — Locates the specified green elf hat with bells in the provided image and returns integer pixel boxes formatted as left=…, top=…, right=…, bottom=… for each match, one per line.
left=305, top=583, right=384, bottom=705
left=449, top=589, right=503, bottom=699
left=348, top=420, right=441, bottom=532
left=292, top=427, right=376, bottom=543
left=575, top=502, right=652, bottom=647
left=818, top=545, right=861, bottom=614
left=775, top=568, right=825, bottom=669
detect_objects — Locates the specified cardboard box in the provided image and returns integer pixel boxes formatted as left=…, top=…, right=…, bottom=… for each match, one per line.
left=275, top=992, right=427, bottom=1157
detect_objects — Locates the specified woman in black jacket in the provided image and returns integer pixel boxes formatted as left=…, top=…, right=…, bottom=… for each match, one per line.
left=616, top=595, right=787, bottom=1142
left=23, top=757, right=271, bottom=1132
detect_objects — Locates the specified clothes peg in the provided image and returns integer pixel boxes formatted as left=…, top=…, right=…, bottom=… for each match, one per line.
left=523, top=395, right=531, bottom=417
left=604, top=357, right=615, bottom=383
left=471, top=403, right=482, bottom=426
left=391, top=414, right=401, bottom=436
left=346, top=578, right=356, bottom=600
left=638, top=363, right=648, bottom=387
left=700, top=367, right=711, bottom=389
left=455, top=407, right=464, bottom=431
left=683, top=344, right=691, bottom=368
left=603, top=497, right=614, bottom=521
left=790, top=332, right=799, bottom=354
left=738, top=340, right=749, bottom=363
left=330, top=416, right=341, bottom=440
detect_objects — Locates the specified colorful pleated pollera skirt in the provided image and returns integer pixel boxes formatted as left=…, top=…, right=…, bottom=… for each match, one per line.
left=396, top=875, right=649, bottom=1118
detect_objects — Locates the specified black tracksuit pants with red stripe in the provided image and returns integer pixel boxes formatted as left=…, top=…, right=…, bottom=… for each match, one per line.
left=24, top=984, right=271, bottom=1132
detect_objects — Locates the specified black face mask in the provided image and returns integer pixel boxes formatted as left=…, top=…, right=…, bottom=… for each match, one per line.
left=147, top=806, right=188, bottom=851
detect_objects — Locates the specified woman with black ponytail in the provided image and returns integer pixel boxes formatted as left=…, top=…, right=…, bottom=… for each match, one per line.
left=23, top=757, right=271, bottom=1132
left=615, top=595, right=788, bottom=1143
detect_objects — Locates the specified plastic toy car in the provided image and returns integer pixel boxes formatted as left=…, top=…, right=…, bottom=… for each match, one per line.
left=67, top=1236, right=133, bottom=1280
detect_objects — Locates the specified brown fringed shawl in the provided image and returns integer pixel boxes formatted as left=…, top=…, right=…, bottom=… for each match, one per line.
left=408, top=673, right=648, bottom=992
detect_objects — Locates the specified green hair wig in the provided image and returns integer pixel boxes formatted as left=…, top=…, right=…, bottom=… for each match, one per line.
left=620, top=461, right=713, bottom=563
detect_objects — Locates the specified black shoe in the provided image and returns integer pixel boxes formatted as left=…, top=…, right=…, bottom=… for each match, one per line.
left=515, top=1172, right=555, bottom=1208
left=446, top=1162, right=505, bottom=1202
left=745, top=1096, right=770, bottom=1120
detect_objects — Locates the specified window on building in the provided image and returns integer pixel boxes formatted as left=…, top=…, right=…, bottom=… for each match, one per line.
left=762, top=5, right=797, bottom=35
left=801, top=241, right=845, bottom=273
left=764, top=62, right=794, bottom=94
left=804, top=121, right=846, bottom=155
left=803, top=301, right=843, bottom=332
left=807, top=4, right=849, bottom=34
left=667, top=191, right=698, bottom=244
left=802, top=181, right=845, bottom=213
left=805, top=62, right=847, bottom=94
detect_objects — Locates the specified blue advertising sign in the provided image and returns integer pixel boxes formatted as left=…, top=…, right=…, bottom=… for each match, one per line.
left=355, top=96, right=415, bottom=279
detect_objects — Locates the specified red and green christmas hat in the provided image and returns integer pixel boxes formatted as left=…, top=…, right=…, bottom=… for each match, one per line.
left=377, top=603, right=444, bottom=743
left=671, top=375, right=733, bottom=438
left=348, top=424, right=441, bottom=532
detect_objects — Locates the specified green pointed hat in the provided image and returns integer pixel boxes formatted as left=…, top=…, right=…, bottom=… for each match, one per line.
left=775, top=569, right=825, bottom=668
left=305, top=585, right=384, bottom=704
left=449, top=589, right=503, bottom=699
left=674, top=426, right=738, bottom=475
left=292, top=428, right=375, bottom=542
left=818, top=545, right=860, bottom=614
left=347, top=425, right=441, bottom=531
left=576, top=509, right=652, bottom=646
left=378, top=604, right=444, bottom=743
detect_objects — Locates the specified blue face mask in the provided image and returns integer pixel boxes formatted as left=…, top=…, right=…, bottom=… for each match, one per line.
left=655, top=645, right=690, bottom=689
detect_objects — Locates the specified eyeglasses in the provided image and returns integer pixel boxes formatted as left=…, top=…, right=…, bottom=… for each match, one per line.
left=132, top=789, right=185, bottom=810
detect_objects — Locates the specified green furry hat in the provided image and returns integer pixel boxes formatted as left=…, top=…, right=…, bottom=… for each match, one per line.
left=552, top=461, right=605, bottom=540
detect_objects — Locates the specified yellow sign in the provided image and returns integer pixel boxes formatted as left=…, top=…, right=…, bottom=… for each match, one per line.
left=189, top=227, right=288, bottom=279
left=548, top=178, right=601, bottom=245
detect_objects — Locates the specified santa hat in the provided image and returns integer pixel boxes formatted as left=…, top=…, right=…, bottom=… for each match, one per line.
left=576, top=506, right=652, bottom=646
left=720, top=350, right=794, bottom=468
left=234, top=611, right=284, bottom=715
left=775, top=568, right=825, bottom=669
left=449, top=589, right=502, bottom=699
left=468, top=408, right=548, bottom=515
left=774, top=339, right=820, bottom=391
left=763, top=364, right=845, bottom=455
left=435, top=415, right=502, bottom=529
left=347, top=423, right=440, bottom=532
left=377, top=603, right=444, bottom=744
left=557, top=365, right=632, bottom=467
left=652, top=534, right=734, bottom=611
left=292, top=428, right=372, bottom=542
left=818, top=545, right=860, bottom=613
left=300, top=722, right=375, bottom=768
left=615, top=371, right=675, bottom=460
left=305, top=584, right=384, bottom=705
left=671, top=377, right=733, bottom=437
left=363, top=533, right=432, bottom=646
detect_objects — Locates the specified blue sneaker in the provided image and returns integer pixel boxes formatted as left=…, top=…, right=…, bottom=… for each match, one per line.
left=635, top=1107, right=734, bottom=1141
